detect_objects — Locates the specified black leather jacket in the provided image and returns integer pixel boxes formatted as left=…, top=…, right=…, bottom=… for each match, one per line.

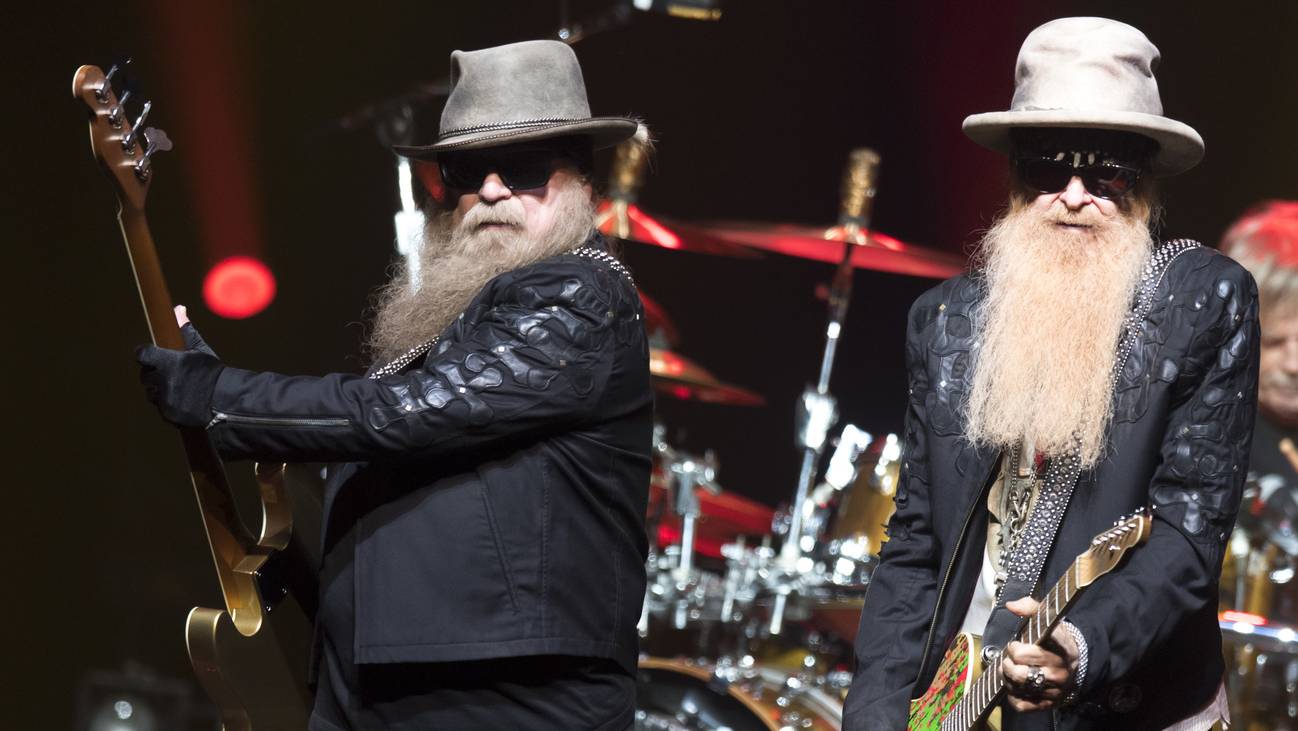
left=207, top=235, right=653, bottom=675
left=844, top=245, right=1259, bottom=730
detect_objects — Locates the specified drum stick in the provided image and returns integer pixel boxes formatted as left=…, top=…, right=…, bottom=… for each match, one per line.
left=1279, top=437, right=1298, bottom=475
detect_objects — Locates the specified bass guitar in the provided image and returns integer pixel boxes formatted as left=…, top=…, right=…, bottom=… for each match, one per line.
left=72, top=61, right=311, bottom=730
left=908, top=510, right=1153, bottom=730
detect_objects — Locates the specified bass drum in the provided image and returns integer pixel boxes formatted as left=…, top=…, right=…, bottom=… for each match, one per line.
left=635, top=658, right=842, bottom=731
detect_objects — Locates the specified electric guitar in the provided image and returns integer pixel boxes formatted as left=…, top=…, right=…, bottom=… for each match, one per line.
left=73, top=62, right=311, bottom=730
left=908, top=510, right=1153, bottom=730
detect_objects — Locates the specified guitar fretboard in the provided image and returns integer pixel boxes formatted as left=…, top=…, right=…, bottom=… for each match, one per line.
left=940, top=563, right=1081, bottom=731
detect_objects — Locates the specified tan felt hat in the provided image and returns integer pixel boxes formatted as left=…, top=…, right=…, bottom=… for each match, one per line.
left=962, top=17, right=1204, bottom=176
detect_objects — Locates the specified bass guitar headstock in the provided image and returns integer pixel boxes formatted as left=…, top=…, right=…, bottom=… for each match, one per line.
left=72, top=60, right=172, bottom=212
left=1077, top=507, right=1153, bottom=587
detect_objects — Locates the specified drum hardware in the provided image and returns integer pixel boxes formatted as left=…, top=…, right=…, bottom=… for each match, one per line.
left=718, top=536, right=754, bottom=625
left=672, top=455, right=717, bottom=579
left=823, top=425, right=874, bottom=492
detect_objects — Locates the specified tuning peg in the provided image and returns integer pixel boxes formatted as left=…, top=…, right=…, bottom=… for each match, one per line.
left=120, top=100, right=153, bottom=153
left=94, top=57, right=133, bottom=103
left=107, top=90, right=132, bottom=128
left=144, top=127, right=172, bottom=155
left=132, top=127, right=172, bottom=180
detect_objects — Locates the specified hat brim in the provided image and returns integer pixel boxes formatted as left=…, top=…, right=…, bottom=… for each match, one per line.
left=962, top=110, right=1204, bottom=176
left=393, top=117, right=638, bottom=159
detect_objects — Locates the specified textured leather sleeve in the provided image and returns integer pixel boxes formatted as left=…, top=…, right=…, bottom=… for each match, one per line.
left=1065, top=250, right=1259, bottom=697
left=206, top=257, right=641, bottom=463
left=843, top=288, right=947, bottom=729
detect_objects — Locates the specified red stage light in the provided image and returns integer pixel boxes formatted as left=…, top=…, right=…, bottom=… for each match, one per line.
left=1220, top=610, right=1268, bottom=626
left=203, top=256, right=276, bottom=319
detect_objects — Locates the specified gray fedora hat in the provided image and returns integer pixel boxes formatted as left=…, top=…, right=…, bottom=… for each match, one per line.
left=393, top=40, right=638, bottom=158
left=963, top=17, right=1204, bottom=176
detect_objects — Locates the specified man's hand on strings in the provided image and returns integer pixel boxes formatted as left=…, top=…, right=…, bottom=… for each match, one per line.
left=999, top=596, right=1081, bottom=711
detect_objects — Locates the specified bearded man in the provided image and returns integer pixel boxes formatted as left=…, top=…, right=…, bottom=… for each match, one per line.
left=137, top=40, right=653, bottom=731
left=844, top=18, right=1258, bottom=730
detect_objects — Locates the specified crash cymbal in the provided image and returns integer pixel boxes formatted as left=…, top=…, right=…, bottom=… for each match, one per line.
left=649, top=347, right=765, bottom=406
left=638, top=290, right=681, bottom=348
left=596, top=200, right=760, bottom=258
left=674, top=220, right=965, bottom=279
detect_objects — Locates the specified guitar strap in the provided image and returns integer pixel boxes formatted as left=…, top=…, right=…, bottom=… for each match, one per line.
left=978, top=239, right=1201, bottom=660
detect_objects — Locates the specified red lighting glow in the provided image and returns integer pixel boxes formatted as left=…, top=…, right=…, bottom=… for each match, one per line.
left=626, top=204, right=682, bottom=249
left=1220, top=610, right=1267, bottom=626
left=203, top=256, right=276, bottom=319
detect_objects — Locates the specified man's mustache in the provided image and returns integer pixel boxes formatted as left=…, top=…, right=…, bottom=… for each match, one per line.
left=1263, top=371, right=1298, bottom=390
left=459, top=200, right=526, bottom=231
left=1046, top=206, right=1106, bottom=227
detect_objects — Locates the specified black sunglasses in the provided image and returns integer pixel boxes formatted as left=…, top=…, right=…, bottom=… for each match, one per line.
left=438, top=148, right=562, bottom=193
left=1015, top=156, right=1142, bottom=200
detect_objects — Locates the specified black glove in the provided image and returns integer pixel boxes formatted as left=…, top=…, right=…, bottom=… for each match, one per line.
left=137, top=323, right=225, bottom=427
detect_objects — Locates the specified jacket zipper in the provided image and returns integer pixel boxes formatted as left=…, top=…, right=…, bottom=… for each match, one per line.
left=912, top=459, right=995, bottom=690
left=207, top=411, right=351, bottom=429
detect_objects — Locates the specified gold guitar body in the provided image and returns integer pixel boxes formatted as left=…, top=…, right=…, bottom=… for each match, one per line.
left=184, top=464, right=314, bottom=731
left=188, top=598, right=312, bottom=731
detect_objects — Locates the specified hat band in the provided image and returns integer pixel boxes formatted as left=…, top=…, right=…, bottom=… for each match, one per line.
left=438, top=117, right=585, bottom=141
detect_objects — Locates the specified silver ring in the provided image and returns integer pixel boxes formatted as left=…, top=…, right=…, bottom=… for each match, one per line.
left=1027, top=665, right=1046, bottom=689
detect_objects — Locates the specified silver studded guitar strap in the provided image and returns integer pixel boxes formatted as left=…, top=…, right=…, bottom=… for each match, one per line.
left=979, top=239, right=1200, bottom=657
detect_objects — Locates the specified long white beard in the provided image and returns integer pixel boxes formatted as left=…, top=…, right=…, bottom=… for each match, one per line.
left=367, top=178, right=596, bottom=363
left=963, top=196, right=1154, bottom=466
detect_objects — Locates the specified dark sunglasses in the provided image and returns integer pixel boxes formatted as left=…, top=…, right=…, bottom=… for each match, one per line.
left=1015, top=156, right=1142, bottom=200
left=438, top=148, right=561, bottom=193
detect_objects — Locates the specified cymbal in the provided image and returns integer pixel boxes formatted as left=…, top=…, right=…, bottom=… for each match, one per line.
left=595, top=200, right=760, bottom=258
left=638, top=290, right=681, bottom=348
left=673, top=220, right=965, bottom=279
left=650, top=347, right=765, bottom=406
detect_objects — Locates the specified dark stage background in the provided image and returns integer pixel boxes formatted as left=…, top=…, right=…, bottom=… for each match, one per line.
left=6, top=1, right=1297, bottom=726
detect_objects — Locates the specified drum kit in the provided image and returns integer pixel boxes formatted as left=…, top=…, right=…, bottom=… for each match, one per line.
left=604, top=139, right=963, bottom=730
left=1219, top=440, right=1298, bottom=730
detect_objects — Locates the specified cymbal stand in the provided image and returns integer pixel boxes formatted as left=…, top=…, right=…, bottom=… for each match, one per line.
left=771, top=149, right=881, bottom=635
left=595, top=131, right=652, bottom=239
left=670, top=452, right=717, bottom=580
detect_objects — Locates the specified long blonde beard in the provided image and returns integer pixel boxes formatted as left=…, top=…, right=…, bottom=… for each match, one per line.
left=367, top=178, right=596, bottom=363
left=963, top=194, right=1155, bottom=467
